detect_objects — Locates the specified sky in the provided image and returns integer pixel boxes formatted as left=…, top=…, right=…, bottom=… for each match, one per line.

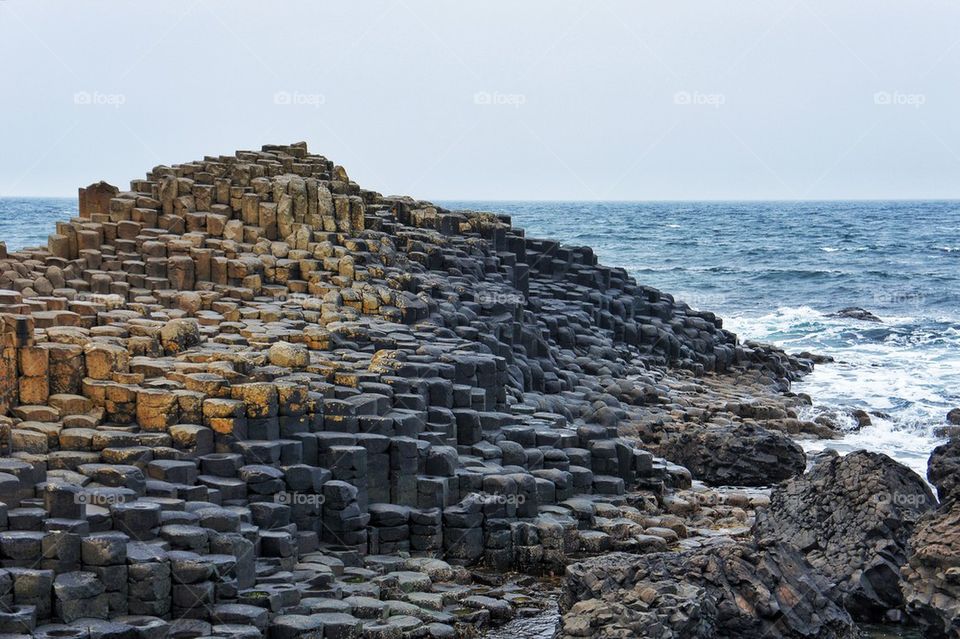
left=1, top=1, right=959, bottom=201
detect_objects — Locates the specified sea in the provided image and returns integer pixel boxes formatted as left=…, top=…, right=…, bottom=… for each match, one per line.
left=2, top=197, right=958, bottom=482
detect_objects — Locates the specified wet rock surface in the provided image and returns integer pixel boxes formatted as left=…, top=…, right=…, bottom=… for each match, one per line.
left=927, top=435, right=960, bottom=503
left=0, top=142, right=837, bottom=637
left=831, top=307, right=883, bottom=322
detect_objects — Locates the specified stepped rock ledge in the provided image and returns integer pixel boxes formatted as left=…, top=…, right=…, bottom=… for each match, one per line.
left=0, top=142, right=946, bottom=637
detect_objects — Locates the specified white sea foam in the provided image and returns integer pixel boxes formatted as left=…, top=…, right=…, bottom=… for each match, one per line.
left=800, top=423, right=937, bottom=480
left=726, top=306, right=959, bottom=479
left=819, top=245, right=868, bottom=253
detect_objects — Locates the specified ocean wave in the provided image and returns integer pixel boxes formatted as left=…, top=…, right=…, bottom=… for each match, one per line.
left=819, top=246, right=871, bottom=253
left=747, top=268, right=847, bottom=282
left=724, top=305, right=828, bottom=341
left=800, top=427, right=941, bottom=480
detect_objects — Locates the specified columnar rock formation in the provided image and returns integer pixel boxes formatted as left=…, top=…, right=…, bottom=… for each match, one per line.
left=0, top=143, right=812, bottom=637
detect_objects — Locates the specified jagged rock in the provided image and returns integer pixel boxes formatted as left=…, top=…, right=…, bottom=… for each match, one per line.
left=755, top=450, right=936, bottom=620
left=901, top=499, right=960, bottom=638
left=559, top=542, right=856, bottom=638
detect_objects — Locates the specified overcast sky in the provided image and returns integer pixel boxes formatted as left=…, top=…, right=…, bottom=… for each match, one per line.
left=1, top=1, right=959, bottom=200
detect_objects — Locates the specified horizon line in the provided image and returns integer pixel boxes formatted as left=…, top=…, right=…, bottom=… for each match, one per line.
left=4, top=195, right=960, bottom=204
left=435, top=197, right=960, bottom=204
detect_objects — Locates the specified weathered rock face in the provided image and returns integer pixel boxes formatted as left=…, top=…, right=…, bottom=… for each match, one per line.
left=654, top=422, right=806, bottom=487
left=755, top=450, right=936, bottom=621
left=559, top=542, right=857, bottom=639
left=267, top=340, right=309, bottom=368
left=928, top=435, right=960, bottom=503
left=159, top=317, right=201, bottom=355
left=902, top=499, right=960, bottom=638
left=900, top=433, right=960, bottom=637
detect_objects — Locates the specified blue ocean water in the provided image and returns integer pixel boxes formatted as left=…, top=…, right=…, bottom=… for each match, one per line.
left=2, top=197, right=957, bottom=478
left=0, top=197, right=77, bottom=248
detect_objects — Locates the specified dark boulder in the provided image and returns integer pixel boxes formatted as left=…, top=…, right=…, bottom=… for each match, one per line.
left=832, top=307, right=882, bottom=322
left=559, top=541, right=856, bottom=639
left=656, top=422, right=805, bottom=487
left=851, top=409, right=872, bottom=429
left=796, top=350, right=835, bottom=365
left=755, top=450, right=935, bottom=621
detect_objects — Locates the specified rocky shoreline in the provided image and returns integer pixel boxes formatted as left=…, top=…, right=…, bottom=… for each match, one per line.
left=0, top=142, right=954, bottom=638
